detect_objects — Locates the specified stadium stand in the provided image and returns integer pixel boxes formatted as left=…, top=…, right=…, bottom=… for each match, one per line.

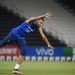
left=0, top=4, right=67, bottom=47
left=0, top=0, right=75, bottom=48
left=55, top=0, right=75, bottom=15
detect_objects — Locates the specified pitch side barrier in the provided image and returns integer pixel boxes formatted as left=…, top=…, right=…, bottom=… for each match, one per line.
left=0, top=46, right=75, bottom=61
left=25, top=46, right=75, bottom=62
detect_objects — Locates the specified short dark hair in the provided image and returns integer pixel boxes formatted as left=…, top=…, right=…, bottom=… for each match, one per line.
left=41, top=18, right=44, bottom=21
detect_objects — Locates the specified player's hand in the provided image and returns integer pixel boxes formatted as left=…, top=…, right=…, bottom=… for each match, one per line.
left=45, top=11, right=54, bottom=19
left=48, top=44, right=54, bottom=49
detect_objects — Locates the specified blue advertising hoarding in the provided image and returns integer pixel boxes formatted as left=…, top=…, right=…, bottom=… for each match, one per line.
left=25, top=46, right=64, bottom=56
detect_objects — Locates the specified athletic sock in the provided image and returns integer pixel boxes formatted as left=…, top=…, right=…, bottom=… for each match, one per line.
left=14, top=64, right=20, bottom=70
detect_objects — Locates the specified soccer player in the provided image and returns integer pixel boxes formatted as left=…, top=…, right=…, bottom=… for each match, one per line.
left=0, top=11, right=53, bottom=74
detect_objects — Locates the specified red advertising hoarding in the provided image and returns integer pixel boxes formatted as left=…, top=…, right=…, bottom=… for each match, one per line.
left=0, top=46, right=19, bottom=56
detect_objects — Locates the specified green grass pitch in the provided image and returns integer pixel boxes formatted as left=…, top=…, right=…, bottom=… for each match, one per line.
left=0, top=61, right=75, bottom=75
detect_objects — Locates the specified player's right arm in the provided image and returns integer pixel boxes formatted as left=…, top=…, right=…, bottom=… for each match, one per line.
left=38, top=27, right=53, bottom=48
left=26, top=11, right=53, bottom=23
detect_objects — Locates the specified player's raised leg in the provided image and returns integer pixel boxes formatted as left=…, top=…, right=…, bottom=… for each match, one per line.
left=0, top=31, right=16, bottom=48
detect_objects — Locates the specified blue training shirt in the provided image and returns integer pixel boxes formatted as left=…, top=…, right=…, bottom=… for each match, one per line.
left=12, top=21, right=39, bottom=38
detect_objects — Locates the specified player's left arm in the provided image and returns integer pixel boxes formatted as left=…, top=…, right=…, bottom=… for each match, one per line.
left=38, top=27, right=53, bottom=48
left=26, top=11, right=53, bottom=23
